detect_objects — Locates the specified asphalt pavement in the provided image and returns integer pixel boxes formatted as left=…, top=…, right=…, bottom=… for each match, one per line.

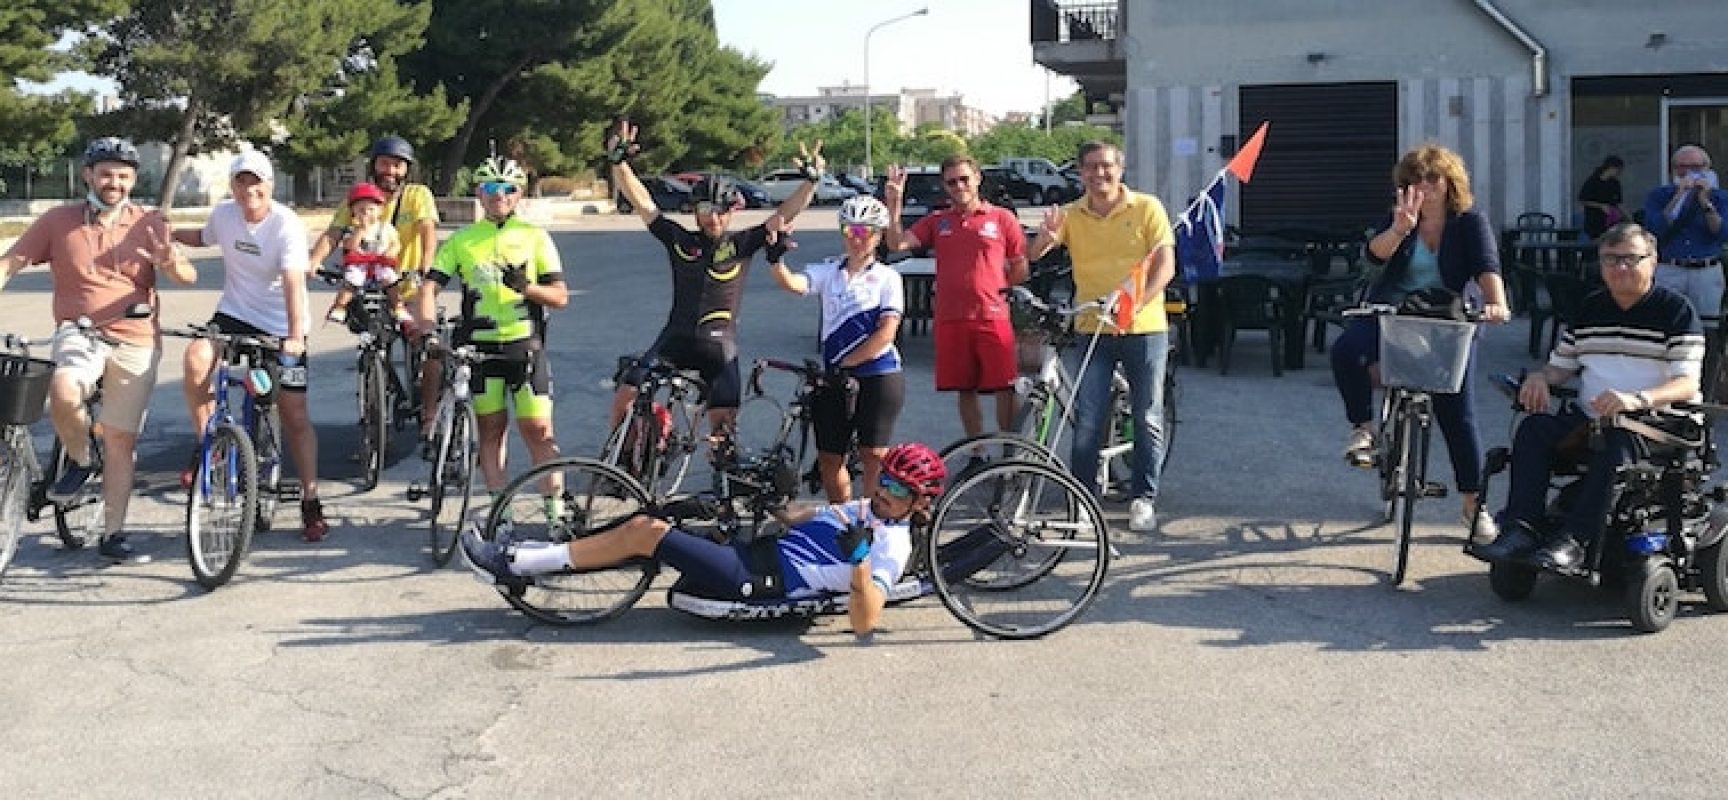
left=2, top=209, right=1726, bottom=798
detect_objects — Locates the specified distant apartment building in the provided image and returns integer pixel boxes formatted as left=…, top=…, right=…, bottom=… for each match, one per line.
left=771, top=83, right=997, bottom=135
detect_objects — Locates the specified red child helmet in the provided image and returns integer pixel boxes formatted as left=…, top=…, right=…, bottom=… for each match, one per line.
left=881, top=442, right=946, bottom=496
left=347, top=181, right=388, bottom=207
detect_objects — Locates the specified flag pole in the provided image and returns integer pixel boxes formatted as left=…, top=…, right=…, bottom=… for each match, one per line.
left=1176, top=168, right=1230, bottom=229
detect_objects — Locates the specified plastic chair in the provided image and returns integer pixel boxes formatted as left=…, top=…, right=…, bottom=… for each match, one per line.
left=1214, top=275, right=1285, bottom=377
left=1542, top=272, right=1591, bottom=355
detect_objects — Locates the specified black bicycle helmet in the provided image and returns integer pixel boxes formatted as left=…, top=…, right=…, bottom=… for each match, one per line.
left=690, top=176, right=742, bottom=210
left=83, top=137, right=140, bottom=168
left=368, top=135, right=416, bottom=165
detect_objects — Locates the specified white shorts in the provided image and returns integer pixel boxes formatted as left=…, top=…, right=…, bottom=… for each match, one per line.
left=50, top=323, right=161, bottom=434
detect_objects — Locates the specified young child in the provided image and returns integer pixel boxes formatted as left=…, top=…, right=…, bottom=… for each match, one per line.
left=325, top=181, right=406, bottom=325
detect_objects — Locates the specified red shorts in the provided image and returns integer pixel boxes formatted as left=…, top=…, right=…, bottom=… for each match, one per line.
left=934, top=318, right=1017, bottom=392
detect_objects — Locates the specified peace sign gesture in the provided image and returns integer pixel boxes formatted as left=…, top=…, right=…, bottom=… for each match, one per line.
left=604, top=118, right=641, bottom=165
left=1390, top=185, right=1423, bottom=236
left=882, top=164, right=907, bottom=207
left=137, top=223, right=177, bottom=267
left=792, top=139, right=826, bottom=180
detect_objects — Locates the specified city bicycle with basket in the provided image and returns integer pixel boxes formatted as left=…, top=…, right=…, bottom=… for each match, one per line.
left=1343, top=302, right=1479, bottom=586
left=166, top=323, right=293, bottom=589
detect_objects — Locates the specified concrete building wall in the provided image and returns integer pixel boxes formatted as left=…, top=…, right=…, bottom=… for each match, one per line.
left=1117, top=0, right=1728, bottom=227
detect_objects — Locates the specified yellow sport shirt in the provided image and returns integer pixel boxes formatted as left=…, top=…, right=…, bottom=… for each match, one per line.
left=1056, top=189, right=1174, bottom=334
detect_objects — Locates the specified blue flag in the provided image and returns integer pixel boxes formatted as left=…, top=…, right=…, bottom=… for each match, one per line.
left=1175, top=179, right=1226, bottom=284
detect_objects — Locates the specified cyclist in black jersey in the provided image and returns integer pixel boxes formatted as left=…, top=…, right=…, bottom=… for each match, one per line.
left=604, top=118, right=827, bottom=438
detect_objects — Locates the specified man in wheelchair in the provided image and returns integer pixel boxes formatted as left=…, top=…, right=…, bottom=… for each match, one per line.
left=1474, top=223, right=1706, bottom=571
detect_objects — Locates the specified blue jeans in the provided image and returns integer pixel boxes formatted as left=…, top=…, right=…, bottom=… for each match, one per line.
left=1329, top=318, right=1484, bottom=493
left=1500, top=408, right=1638, bottom=544
left=1070, top=332, right=1167, bottom=500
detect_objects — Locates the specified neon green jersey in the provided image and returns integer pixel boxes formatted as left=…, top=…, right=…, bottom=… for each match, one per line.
left=429, top=215, right=563, bottom=344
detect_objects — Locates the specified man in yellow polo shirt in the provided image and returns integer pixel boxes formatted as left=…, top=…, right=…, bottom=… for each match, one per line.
left=1028, top=141, right=1175, bottom=532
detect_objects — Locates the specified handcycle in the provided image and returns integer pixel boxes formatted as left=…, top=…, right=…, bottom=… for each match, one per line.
left=319, top=267, right=418, bottom=491
left=1342, top=302, right=1479, bottom=586
left=0, top=305, right=153, bottom=576
left=166, top=323, right=293, bottom=589
left=1467, top=375, right=1728, bottom=633
left=405, top=314, right=506, bottom=566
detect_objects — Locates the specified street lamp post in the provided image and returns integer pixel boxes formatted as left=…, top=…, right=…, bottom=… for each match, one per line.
left=863, top=6, right=928, bottom=180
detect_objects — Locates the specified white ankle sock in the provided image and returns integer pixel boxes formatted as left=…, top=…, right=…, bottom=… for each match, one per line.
left=508, top=542, right=572, bottom=575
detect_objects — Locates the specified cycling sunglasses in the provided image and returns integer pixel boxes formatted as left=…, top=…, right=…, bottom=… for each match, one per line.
left=878, top=474, right=915, bottom=500
left=841, top=223, right=880, bottom=239
left=480, top=181, right=521, bottom=196
left=694, top=200, right=732, bottom=215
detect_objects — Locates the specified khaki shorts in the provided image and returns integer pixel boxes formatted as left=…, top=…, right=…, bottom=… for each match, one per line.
left=50, top=323, right=161, bottom=434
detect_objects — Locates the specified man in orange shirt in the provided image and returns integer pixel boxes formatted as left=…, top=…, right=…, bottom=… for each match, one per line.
left=0, top=137, right=197, bottom=562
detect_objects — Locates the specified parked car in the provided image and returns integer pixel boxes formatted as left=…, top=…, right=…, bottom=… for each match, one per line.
left=835, top=173, right=873, bottom=195
left=616, top=175, right=694, bottom=214
left=759, top=169, right=854, bottom=204
left=993, top=157, right=1079, bottom=205
left=671, top=172, right=772, bottom=209
left=981, top=166, right=1044, bottom=206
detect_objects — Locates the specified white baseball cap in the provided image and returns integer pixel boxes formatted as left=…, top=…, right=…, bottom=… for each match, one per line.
left=229, top=150, right=274, bottom=183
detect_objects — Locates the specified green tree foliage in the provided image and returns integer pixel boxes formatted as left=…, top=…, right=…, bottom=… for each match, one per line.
left=969, top=120, right=1120, bottom=167
left=1041, top=90, right=1088, bottom=128
left=90, top=0, right=428, bottom=209
left=764, top=108, right=1116, bottom=179
left=0, top=0, right=125, bottom=171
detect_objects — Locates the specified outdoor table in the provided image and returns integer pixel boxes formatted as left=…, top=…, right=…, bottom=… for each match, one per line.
left=1190, top=255, right=1312, bottom=370
left=894, top=256, right=935, bottom=336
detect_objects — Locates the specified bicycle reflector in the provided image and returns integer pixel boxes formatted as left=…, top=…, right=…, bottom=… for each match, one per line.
left=244, top=367, right=274, bottom=398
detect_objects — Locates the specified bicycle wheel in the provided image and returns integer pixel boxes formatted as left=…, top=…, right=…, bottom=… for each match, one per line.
left=1160, top=359, right=1178, bottom=471
left=185, top=423, right=259, bottom=590
left=484, top=457, right=658, bottom=624
left=0, top=438, right=32, bottom=580
left=427, top=404, right=476, bottom=566
left=251, top=406, right=282, bottom=533
left=927, top=458, right=1109, bottom=639
left=1098, top=383, right=1133, bottom=500
left=1391, top=415, right=1428, bottom=586
left=937, top=432, right=1058, bottom=487
left=1378, top=392, right=1407, bottom=522
left=359, top=354, right=389, bottom=491
left=48, top=439, right=102, bottom=550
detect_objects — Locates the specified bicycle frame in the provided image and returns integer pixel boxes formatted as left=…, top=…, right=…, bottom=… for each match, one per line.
left=603, top=359, right=708, bottom=501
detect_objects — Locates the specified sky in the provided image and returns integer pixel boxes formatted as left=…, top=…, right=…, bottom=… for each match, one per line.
left=26, top=2, right=1079, bottom=117
left=711, top=0, right=1077, bottom=117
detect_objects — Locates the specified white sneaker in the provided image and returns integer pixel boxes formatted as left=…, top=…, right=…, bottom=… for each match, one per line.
left=1129, top=498, right=1157, bottom=532
left=1465, top=509, right=1499, bottom=540
left=1344, top=428, right=1375, bottom=468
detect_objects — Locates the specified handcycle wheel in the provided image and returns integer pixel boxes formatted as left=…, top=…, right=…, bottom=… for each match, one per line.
left=1697, top=538, right=1728, bottom=612
left=486, top=456, right=658, bottom=625
left=47, top=440, right=102, bottom=550
left=927, top=458, right=1109, bottom=639
left=251, top=406, right=282, bottom=533
left=1627, top=558, right=1679, bottom=633
left=359, top=354, right=389, bottom=491
left=1488, top=559, right=1538, bottom=601
left=1391, top=418, right=1427, bottom=586
left=0, top=442, right=30, bottom=579
left=427, top=405, right=476, bottom=566
left=185, top=423, right=258, bottom=590
left=937, top=432, right=1058, bottom=489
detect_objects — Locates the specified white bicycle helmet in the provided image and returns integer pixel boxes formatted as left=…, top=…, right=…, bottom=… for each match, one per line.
left=473, top=156, right=527, bottom=187
left=838, top=195, right=891, bottom=228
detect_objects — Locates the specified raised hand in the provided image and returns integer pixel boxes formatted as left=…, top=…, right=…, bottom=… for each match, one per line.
left=138, top=224, right=177, bottom=266
left=793, top=139, right=826, bottom=180
left=604, top=119, right=640, bottom=165
left=1040, top=204, right=1066, bottom=238
left=883, top=164, right=907, bottom=207
left=1391, top=185, right=1423, bottom=235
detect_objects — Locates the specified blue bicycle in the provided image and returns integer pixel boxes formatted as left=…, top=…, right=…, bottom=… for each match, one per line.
left=167, top=324, right=291, bottom=589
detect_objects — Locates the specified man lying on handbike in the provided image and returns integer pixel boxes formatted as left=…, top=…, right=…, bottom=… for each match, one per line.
left=1474, top=222, right=1705, bottom=571
left=463, top=442, right=947, bottom=635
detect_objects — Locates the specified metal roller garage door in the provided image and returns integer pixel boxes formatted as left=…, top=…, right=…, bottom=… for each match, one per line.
left=1239, top=82, right=1398, bottom=235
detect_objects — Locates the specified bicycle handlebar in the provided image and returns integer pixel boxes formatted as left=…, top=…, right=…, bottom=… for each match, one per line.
left=1342, top=302, right=1483, bottom=323
left=2, top=302, right=154, bottom=353
left=749, top=356, right=855, bottom=399
left=164, top=323, right=284, bottom=353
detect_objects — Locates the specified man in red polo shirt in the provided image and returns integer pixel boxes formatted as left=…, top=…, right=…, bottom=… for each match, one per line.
left=883, top=155, right=1029, bottom=441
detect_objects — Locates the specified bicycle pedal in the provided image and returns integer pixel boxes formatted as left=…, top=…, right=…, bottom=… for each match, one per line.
left=406, top=482, right=424, bottom=502
left=1421, top=482, right=1449, bottom=498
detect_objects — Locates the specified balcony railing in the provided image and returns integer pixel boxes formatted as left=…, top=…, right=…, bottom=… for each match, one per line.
left=1031, top=0, right=1119, bottom=44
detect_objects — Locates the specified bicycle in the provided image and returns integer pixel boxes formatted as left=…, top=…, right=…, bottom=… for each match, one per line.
left=320, top=268, right=417, bottom=491
left=598, top=355, right=709, bottom=503
left=167, top=323, right=293, bottom=589
left=406, top=315, right=506, bottom=566
left=468, top=448, right=1110, bottom=639
left=1343, top=303, right=1479, bottom=586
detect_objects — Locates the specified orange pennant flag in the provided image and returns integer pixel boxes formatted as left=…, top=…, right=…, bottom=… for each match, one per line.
left=1225, top=121, right=1270, bottom=183
left=1114, top=257, right=1150, bottom=330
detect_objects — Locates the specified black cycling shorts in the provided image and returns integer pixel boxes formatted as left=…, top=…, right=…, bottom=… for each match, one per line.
left=813, top=371, right=905, bottom=455
left=209, top=312, right=305, bottom=394
left=626, top=330, right=741, bottom=410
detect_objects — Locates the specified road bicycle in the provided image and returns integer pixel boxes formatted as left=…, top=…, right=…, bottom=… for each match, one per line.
left=167, top=324, right=293, bottom=589
left=599, top=355, right=712, bottom=503
left=0, top=306, right=153, bottom=578
left=406, top=315, right=505, bottom=566
left=1344, top=303, right=1478, bottom=586
left=320, top=268, right=417, bottom=491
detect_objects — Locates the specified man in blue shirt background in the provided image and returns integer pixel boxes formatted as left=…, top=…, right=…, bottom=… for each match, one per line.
left=1643, top=144, right=1728, bottom=397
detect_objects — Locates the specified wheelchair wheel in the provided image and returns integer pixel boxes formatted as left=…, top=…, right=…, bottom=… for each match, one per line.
left=1626, top=558, right=1679, bottom=633
left=1698, top=539, right=1728, bottom=612
left=485, top=457, right=658, bottom=625
left=927, top=458, right=1108, bottom=639
left=1488, top=560, right=1538, bottom=601
left=937, top=432, right=1057, bottom=488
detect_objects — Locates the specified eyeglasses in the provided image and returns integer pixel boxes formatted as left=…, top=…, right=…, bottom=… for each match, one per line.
left=479, top=182, right=520, bottom=196
left=1674, top=162, right=1708, bottom=170
left=694, top=201, right=730, bottom=215
left=878, top=474, right=914, bottom=500
left=841, top=223, right=879, bottom=239
left=944, top=175, right=974, bottom=188
left=1600, top=252, right=1651, bottom=268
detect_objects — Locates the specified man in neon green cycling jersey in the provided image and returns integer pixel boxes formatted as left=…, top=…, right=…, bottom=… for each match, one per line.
left=416, top=156, right=568, bottom=516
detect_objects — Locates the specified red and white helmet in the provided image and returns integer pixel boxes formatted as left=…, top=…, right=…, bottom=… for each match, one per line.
left=882, top=442, right=946, bottom=496
left=347, top=181, right=388, bottom=207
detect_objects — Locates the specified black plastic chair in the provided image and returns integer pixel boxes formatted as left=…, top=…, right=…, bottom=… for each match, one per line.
left=1214, top=275, right=1285, bottom=377
left=1542, top=272, right=1591, bottom=355
left=1303, top=274, right=1366, bottom=353
left=1513, top=265, right=1554, bottom=358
